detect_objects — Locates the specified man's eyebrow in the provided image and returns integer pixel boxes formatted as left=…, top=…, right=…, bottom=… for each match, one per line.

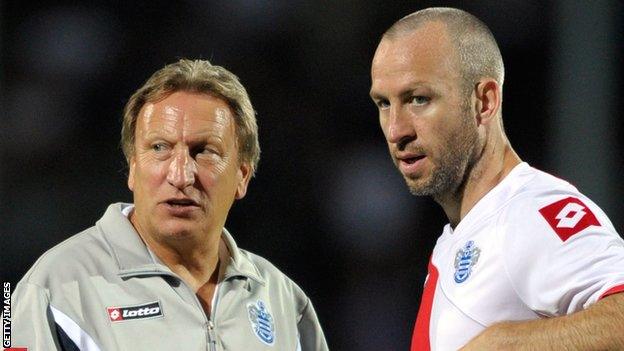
left=143, top=130, right=163, bottom=140
left=370, top=87, right=432, bottom=103
left=369, top=90, right=386, bottom=100
left=370, top=81, right=432, bottom=100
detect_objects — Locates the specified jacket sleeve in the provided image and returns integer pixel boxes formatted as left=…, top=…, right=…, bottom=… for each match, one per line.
left=11, top=281, right=63, bottom=350
left=297, top=298, right=329, bottom=351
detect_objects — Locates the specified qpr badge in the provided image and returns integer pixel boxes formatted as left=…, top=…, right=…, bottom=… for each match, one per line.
left=247, top=300, right=275, bottom=346
left=454, top=240, right=481, bottom=283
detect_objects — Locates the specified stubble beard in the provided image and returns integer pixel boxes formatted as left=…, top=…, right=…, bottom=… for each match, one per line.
left=404, top=108, right=479, bottom=198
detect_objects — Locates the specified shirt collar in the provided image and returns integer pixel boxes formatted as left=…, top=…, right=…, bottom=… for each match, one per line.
left=446, top=162, right=534, bottom=236
left=98, top=203, right=264, bottom=284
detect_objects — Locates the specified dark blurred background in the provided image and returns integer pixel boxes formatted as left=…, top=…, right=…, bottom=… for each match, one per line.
left=2, top=1, right=623, bottom=350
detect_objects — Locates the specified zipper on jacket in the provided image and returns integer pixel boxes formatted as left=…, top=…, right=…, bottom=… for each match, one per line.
left=207, top=320, right=217, bottom=351
left=142, top=268, right=222, bottom=350
left=187, top=280, right=221, bottom=351
left=207, top=282, right=221, bottom=351
left=176, top=279, right=211, bottom=351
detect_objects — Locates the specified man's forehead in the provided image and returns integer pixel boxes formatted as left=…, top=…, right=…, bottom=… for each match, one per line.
left=373, top=21, right=453, bottom=68
left=136, top=92, right=235, bottom=138
left=140, top=92, right=232, bottom=122
left=371, top=22, right=458, bottom=92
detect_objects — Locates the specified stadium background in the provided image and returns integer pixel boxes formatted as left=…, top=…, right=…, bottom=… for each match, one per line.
left=2, top=1, right=622, bottom=349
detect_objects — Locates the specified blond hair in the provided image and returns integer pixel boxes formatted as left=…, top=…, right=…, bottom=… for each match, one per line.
left=121, top=59, right=260, bottom=175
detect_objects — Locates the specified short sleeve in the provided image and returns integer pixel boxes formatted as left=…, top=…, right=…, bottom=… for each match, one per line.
left=503, top=194, right=624, bottom=317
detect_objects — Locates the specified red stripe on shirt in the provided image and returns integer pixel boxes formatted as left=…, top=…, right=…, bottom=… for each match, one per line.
left=411, top=259, right=439, bottom=351
left=598, top=284, right=624, bottom=300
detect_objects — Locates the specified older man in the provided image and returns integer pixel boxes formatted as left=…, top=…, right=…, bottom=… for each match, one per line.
left=11, top=59, right=328, bottom=351
left=369, top=7, right=624, bottom=350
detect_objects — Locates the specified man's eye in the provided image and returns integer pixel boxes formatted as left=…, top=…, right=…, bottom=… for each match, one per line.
left=376, top=100, right=390, bottom=110
left=191, top=146, right=219, bottom=158
left=410, top=96, right=430, bottom=105
left=152, top=143, right=167, bottom=152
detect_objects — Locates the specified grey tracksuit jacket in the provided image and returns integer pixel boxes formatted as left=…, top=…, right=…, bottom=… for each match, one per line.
left=11, top=203, right=328, bottom=351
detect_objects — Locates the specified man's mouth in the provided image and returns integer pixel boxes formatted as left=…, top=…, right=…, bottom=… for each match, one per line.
left=165, top=198, right=199, bottom=207
left=400, top=155, right=426, bottom=164
left=395, top=152, right=427, bottom=175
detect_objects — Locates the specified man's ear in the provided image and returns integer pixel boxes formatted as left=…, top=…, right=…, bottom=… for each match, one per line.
left=235, top=162, right=252, bottom=200
left=127, top=158, right=136, bottom=192
left=474, top=78, right=501, bottom=125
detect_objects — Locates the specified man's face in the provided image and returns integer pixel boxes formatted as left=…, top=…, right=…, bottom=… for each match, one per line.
left=370, top=22, right=480, bottom=197
left=128, top=91, right=251, bottom=242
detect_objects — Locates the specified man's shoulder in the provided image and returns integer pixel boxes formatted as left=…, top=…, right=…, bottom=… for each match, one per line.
left=19, top=220, right=113, bottom=288
left=474, top=164, right=578, bottom=224
left=507, top=169, right=607, bottom=221
left=510, top=165, right=577, bottom=199
left=236, top=248, right=309, bottom=299
left=497, top=167, right=617, bottom=243
left=238, top=248, right=297, bottom=283
left=499, top=166, right=592, bottom=218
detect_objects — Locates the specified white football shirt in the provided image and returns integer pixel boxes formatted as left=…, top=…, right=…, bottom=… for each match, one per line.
left=411, top=163, right=624, bottom=350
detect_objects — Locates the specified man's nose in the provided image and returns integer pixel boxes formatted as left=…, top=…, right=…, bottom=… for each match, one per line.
left=386, top=106, right=415, bottom=145
left=167, top=147, right=197, bottom=189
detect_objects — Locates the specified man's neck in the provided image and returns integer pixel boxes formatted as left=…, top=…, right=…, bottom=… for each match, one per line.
left=437, top=141, right=521, bottom=228
left=152, top=238, right=220, bottom=291
left=129, top=212, right=221, bottom=292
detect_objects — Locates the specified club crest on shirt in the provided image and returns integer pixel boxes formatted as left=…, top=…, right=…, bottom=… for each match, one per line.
left=247, top=300, right=275, bottom=346
left=454, top=240, right=481, bottom=283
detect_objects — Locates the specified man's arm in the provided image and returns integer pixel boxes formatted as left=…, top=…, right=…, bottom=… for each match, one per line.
left=11, top=281, right=62, bottom=350
left=461, top=292, right=624, bottom=350
left=297, top=298, right=329, bottom=351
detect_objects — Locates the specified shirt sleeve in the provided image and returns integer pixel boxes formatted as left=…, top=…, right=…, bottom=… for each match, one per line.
left=503, top=194, right=624, bottom=317
left=296, top=298, right=329, bottom=351
left=11, top=281, right=63, bottom=350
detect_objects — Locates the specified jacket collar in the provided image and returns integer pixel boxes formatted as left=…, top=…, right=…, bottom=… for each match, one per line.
left=98, top=203, right=264, bottom=285
left=220, top=228, right=265, bottom=284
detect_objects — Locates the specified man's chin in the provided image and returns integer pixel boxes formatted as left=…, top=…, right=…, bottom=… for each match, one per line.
left=156, top=222, right=199, bottom=240
left=408, top=186, right=433, bottom=197
left=404, top=177, right=433, bottom=196
left=407, top=179, right=449, bottom=198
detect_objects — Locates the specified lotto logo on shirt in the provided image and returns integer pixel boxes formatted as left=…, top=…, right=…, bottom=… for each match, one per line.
left=107, top=301, right=163, bottom=322
left=539, top=197, right=600, bottom=242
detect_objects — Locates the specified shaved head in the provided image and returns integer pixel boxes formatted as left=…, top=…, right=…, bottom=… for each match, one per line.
left=383, top=7, right=504, bottom=92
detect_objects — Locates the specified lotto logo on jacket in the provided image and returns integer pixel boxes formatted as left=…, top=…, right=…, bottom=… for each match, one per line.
left=107, top=302, right=163, bottom=322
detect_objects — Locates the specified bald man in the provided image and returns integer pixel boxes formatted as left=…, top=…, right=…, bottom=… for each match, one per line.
left=370, top=7, right=624, bottom=350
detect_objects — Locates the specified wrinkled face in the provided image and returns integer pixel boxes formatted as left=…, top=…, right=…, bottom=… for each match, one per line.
left=370, top=22, right=480, bottom=197
left=128, top=91, right=251, bottom=242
